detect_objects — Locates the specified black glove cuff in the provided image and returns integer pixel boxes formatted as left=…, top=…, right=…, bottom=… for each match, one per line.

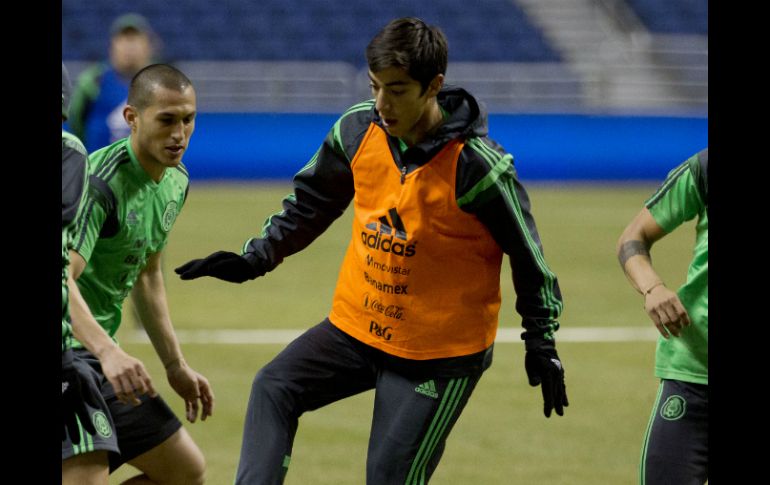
left=241, top=251, right=268, bottom=279
left=521, top=334, right=556, bottom=352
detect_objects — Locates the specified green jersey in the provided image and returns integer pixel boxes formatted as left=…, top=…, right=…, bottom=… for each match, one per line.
left=71, top=137, right=189, bottom=345
left=645, top=149, right=708, bottom=385
left=62, top=130, right=90, bottom=352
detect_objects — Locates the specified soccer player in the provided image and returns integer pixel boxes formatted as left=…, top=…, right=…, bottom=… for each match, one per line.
left=617, top=149, right=708, bottom=485
left=177, top=17, right=567, bottom=484
left=63, top=61, right=119, bottom=485
left=68, top=13, right=158, bottom=153
left=65, top=63, right=213, bottom=485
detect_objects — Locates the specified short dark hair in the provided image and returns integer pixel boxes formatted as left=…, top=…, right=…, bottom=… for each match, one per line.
left=127, top=63, right=193, bottom=110
left=366, top=17, right=448, bottom=93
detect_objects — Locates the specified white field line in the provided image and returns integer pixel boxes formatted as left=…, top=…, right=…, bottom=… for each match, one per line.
left=122, top=327, right=658, bottom=345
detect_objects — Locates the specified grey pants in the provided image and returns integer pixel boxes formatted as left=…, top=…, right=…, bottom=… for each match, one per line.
left=235, top=320, right=483, bottom=485
left=640, top=379, right=708, bottom=485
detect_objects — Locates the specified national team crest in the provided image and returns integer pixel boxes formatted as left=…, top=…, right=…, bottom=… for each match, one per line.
left=92, top=411, right=113, bottom=438
left=660, top=395, right=686, bottom=421
left=161, top=200, right=179, bottom=232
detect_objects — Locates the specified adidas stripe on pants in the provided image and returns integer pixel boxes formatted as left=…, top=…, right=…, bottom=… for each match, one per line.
left=234, top=319, right=483, bottom=485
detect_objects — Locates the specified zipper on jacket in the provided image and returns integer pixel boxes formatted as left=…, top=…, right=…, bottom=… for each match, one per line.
left=400, top=165, right=407, bottom=184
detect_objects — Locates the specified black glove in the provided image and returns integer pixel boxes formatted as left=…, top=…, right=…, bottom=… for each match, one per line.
left=62, top=349, right=98, bottom=443
left=174, top=250, right=261, bottom=283
left=525, top=344, right=568, bottom=418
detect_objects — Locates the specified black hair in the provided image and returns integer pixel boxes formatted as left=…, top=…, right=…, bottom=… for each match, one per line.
left=366, top=17, right=448, bottom=93
left=127, top=63, right=193, bottom=110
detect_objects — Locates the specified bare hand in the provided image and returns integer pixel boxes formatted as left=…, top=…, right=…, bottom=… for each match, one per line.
left=166, top=362, right=215, bottom=423
left=100, top=346, right=157, bottom=406
left=644, top=285, right=691, bottom=338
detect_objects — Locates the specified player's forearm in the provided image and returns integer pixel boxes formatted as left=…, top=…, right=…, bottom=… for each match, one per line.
left=132, top=268, right=185, bottom=369
left=617, top=239, right=664, bottom=295
left=617, top=208, right=670, bottom=296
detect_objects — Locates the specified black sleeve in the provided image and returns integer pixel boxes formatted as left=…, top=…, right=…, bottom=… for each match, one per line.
left=62, top=141, right=87, bottom=227
left=456, top=136, right=563, bottom=348
left=243, top=105, right=372, bottom=273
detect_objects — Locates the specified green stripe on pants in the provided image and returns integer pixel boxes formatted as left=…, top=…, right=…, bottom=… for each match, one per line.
left=405, top=377, right=469, bottom=485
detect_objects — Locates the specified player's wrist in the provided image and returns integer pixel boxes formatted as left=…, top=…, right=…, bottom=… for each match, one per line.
left=164, top=356, right=187, bottom=372
left=642, top=281, right=665, bottom=297
left=92, top=340, right=120, bottom=361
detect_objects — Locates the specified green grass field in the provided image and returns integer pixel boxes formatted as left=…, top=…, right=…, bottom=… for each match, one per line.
left=109, top=182, right=696, bottom=484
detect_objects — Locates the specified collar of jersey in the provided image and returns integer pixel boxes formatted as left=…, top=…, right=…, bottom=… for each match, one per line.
left=126, top=136, right=164, bottom=189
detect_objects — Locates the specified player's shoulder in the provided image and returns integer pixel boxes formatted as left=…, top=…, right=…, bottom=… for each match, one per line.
left=340, top=99, right=376, bottom=121
left=689, top=148, right=708, bottom=203
left=330, top=100, right=376, bottom=160
left=336, top=100, right=375, bottom=135
left=88, top=139, right=132, bottom=182
left=460, top=135, right=513, bottom=173
left=62, top=130, right=87, bottom=156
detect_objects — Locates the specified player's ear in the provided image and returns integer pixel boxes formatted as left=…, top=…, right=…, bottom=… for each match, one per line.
left=124, top=105, right=138, bottom=131
left=426, top=74, right=444, bottom=98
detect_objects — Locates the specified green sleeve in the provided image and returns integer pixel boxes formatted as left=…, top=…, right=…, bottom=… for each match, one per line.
left=72, top=180, right=112, bottom=264
left=645, top=154, right=705, bottom=233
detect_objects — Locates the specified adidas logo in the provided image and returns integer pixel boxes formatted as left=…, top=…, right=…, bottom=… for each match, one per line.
left=366, top=208, right=407, bottom=240
left=361, top=208, right=417, bottom=257
left=415, top=380, right=439, bottom=399
left=126, top=210, right=139, bottom=226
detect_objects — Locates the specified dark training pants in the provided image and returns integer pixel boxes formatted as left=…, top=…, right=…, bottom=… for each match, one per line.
left=640, top=379, right=708, bottom=485
left=235, top=320, right=483, bottom=485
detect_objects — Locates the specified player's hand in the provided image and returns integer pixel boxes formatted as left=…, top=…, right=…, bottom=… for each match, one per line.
left=644, top=284, right=691, bottom=338
left=174, top=251, right=259, bottom=283
left=166, top=360, right=215, bottom=423
left=99, top=345, right=157, bottom=406
left=525, top=345, right=568, bottom=418
left=62, top=349, right=98, bottom=443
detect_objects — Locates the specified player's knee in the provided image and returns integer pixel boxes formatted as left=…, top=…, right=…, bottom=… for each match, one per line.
left=252, top=367, right=285, bottom=400
left=180, top=463, right=206, bottom=485
left=170, top=449, right=206, bottom=485
left=251, top=367, right=300, bottom=414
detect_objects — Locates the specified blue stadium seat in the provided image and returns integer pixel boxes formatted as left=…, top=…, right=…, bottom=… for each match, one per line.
left=624, top=0, right=707, bottom=35
left=62, top=0, right=562, bottom=63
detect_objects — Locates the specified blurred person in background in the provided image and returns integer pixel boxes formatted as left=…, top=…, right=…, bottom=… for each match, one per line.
left=617, top=149, right=708, bottom=485
left=177, top=17, right=567, bottom=484
left=66, top=63, right=213, bottom=485
left=68, top=13, right=159, bottom=153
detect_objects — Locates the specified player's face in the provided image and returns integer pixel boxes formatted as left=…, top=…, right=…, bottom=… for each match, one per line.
left=110, top=31, right=153, bottom=76
left=127, top=86, right=196, bottom=181
left=368, top=67, right=443, bottom=146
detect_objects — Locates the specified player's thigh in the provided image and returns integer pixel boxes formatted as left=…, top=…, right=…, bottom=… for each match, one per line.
left=106, top=391, right=183, bottom=472
left=127, top=427, right=205, bottom=485
left=62, top=450, right=109, bottom=485
left=367, top=370, right=482, bottom=484
left=640, top=379, right=708, bottom=485
left=257, top=319, right=378, bottom=412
